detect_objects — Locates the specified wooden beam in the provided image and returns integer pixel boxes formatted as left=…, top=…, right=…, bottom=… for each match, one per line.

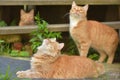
left=0, top=21, right=120, bottom=35
left=0, top=0, right=120, bottom=6
left=0, top=25, right=37, bottom=34
left=104, top=63, right=120, bottom=72
left=102, top=21, right=120, bottom=29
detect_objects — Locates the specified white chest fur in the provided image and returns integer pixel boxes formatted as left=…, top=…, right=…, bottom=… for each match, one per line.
left=69, top=16, right=80, bottom=31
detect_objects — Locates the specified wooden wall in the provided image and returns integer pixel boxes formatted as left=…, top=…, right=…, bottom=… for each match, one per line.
left=0, top=6, right=22, bottom=25
left=0, top=5, right=119, bottom=25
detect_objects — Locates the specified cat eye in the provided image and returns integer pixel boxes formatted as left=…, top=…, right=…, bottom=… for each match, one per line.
left=71, top=7, right=84, bottom=13
left=79, top=10, right=84, bottom=13
left=48, top=45, right=53, bottom=49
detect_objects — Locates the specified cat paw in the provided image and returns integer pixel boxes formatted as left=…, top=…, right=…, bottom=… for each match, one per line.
left=16, top=71, right=27, bottom=78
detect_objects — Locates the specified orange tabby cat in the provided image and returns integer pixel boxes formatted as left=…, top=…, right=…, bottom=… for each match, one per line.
left=18, top=9, right=34, bottom=54
left=69, top=1, right=119, bottom=64
left=19, top=9, right=34, bottom=26
left=16, top=38, right=105, bottom=79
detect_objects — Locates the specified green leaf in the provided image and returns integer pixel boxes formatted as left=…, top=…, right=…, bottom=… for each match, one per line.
left=0, top=20, right=7, bottom=27
left=0, top=40, right=5, bottom=43
left=29, top=37, right=38, bottom=42
left=19, top=51, right=29, bottom=57
left=10, top=50, right=19, bottom=57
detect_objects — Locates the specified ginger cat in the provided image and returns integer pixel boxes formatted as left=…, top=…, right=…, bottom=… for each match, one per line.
left=18, top=9, right=34, bottom=54
left=69, top=1, right=119, bottom=64
left=19, top=9, right=34, bottom=26
left=16, top=38, right=105, bottom=79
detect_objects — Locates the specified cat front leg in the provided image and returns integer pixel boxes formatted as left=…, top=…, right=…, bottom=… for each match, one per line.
left=78, top=41, right=91, bottom=57
left=16, top=70, right=41, bottom=78
left=97, top=50, right=107, bottom=63
left=76, top=43, right=81, bottom=55
left=17, top=70, right=31, bottom=78
left=107, top=53, right=115, bottom=64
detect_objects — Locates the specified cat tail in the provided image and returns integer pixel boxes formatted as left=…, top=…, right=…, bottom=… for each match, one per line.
left=95, top=62, right=105, bottom=75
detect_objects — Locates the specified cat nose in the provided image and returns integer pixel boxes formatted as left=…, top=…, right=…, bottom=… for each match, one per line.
left=76, top=11, right=80, bottom=15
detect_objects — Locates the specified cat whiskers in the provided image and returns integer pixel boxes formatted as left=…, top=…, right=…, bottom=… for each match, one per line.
left=63, top=12, right=70, bottom=18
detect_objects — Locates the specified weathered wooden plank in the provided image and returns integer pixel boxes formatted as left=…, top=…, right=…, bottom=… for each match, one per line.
left=0, top=21, right=120, bottom=34
left=104, top=63, right=120, bottom=72
left=0, top=25, right=37, bottom=34
left=48, top=24, right=69, bottom=32
left=0, top=0, right=120, bottom=6
left=102, top=21, right=120, bottom=29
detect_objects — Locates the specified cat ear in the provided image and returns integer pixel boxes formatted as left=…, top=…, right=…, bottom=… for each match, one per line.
left=83, top=4, right=89, bottom=11
left=29, top=9, right=34, bottom=14
left=21, top=9, right=26, bottom=15
left=72, top=1, right=77, bottom=7
left=58, top=43, right=64, bottom=50
left=43, top=39, right=49, bottom=44
left=50, top=38, right=56, bottom=42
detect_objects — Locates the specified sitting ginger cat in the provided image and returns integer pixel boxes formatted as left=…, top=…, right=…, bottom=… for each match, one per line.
left=69, top=1, right=119, bottom=64
left=16, top=38, right=105, bottom=79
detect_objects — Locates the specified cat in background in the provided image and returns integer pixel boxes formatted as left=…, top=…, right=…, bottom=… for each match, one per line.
left=19, top=9, right=34, bottom=26
left=16, top=38, right=105, bottom=79
left=18, top=9, right=34, bottom=54
left=69, top=1, right=119, bottom=64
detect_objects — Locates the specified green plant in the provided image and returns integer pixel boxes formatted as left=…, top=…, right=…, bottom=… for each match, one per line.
left=0, top=40, right=5, bottom=54
left=29, top=12, right=62, bottom=52
left=63, top=37, right=79, bottom=55
left=10, top=50, right=19, bottom=57
left=0, top=20, right=7, bottom=27
left=19, top=51, right=29, bottom=57
left=0, top=66, right=31, bottom=80
left=88, top=48, right=99, bottom=60
left=88, top=52, right=99, bottom=60
left=0, top=39, right=11, bottom=55
left=10, top=19, right=17, bottom=26
left=0, top=66, right=11, bottom=80
left=10, top=50, right=29, bottom=57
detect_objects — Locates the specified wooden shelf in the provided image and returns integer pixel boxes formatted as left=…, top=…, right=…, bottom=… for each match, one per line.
left=0, top=24, right=68, bottom=34
left=0, top=25, right=37, bottom=35
left=0, top=21, right=120, bottom=35
left=0, top=0, right=120, bottom=6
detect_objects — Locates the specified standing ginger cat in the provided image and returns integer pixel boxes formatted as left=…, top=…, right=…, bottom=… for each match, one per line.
left=19, top=9, right=34, bottom=26
left=69, top=1, right=119, bottom=64
left=16, top=38, right=104, bottom=79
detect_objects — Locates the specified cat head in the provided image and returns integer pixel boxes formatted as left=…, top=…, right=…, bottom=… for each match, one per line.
left=20, top=9, right=34, bottom=23
left=37, top=38, right=64, bottom=57
left=70, top=1, right=88, bottom=18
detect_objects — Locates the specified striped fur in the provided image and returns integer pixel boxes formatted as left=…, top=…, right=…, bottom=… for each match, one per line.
left=16, top=38, right=104, bottom=79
